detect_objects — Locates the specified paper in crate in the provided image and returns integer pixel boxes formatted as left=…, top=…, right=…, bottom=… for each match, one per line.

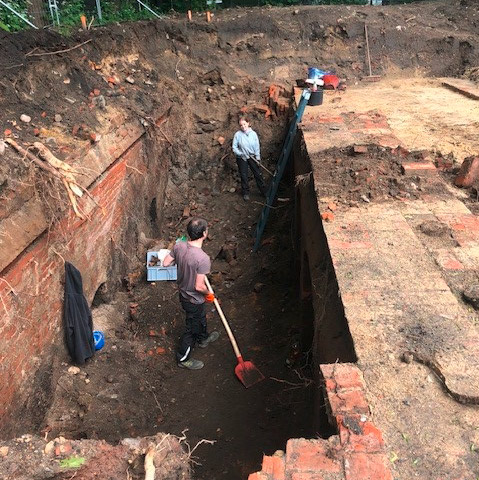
left=146, top=250, right=177, bottom=282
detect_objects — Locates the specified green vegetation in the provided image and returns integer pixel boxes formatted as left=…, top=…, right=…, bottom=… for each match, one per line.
left=0, top=0, right=433, bottom=32
left=0, top=0, right=33, bottom=31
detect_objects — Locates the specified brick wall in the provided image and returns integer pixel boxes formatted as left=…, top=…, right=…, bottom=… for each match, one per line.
left=0, top=126, right=169, bottom=436
left=248, top=364, right=393, bottom=480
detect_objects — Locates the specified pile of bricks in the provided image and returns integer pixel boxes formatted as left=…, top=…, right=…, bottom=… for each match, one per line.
left=248, top=363, right=392, bottom=480
left=241, top=84, right=291, bottom=119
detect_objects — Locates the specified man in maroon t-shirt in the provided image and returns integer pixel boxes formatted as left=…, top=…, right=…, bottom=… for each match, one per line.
left=163, top=218, right=219, bottom=370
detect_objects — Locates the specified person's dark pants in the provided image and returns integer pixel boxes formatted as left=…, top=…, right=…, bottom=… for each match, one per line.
left=236, top=157, right=266, bottom=196
left=176, top=298, right=209, bottom=363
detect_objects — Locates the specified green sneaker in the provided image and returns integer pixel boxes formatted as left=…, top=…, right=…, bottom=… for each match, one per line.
left=178, top=358, right=204, bottom=370
left=198, top=331, right=220, bottom=348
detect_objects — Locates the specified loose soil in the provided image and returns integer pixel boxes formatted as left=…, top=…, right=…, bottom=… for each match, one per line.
left=311, top=145, right=447, bottom=206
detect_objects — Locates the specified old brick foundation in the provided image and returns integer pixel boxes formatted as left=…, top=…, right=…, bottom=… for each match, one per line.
left=0, top=115, right=169, bottom=436
left=248, top=364, right=392, bottom=480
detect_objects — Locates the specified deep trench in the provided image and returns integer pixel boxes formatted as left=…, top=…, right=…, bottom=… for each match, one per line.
left=94, top=115, right=355, bottom=478
left=10, top=99, right=356, bottom=480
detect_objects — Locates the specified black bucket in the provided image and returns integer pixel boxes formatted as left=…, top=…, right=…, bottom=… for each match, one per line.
left=308, top=89, right=323, bottom=106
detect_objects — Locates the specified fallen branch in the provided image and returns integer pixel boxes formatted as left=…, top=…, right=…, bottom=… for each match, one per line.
left=34, top=142, right=102, bottom=210
left=26, top=39, right=92, bottom=57
left=6, top=138, right=66, bottom=181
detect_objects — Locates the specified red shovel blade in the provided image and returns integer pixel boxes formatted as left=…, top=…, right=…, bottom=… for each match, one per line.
left=235, top=360, right=265, bottom=388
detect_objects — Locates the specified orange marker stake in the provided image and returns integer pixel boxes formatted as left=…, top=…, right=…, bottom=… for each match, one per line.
left=80, top=15, right=87, bottom=29
left=187, top=10, right=192, bottom=21
left=206, top=11, right=211, bottom=22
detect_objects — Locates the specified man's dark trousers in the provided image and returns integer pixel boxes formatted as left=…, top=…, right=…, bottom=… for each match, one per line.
left=176, top=298, right=208, bottom=362
left=236, top=157, right=266, bottom=196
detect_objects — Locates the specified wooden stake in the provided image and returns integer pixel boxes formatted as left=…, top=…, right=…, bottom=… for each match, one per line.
left=80, top=15, right=87, bottom=30
left=206, top=11, right=211, bottom=22
left=187, top=10, right=192, bottom=21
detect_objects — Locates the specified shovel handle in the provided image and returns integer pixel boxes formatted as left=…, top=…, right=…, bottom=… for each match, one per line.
left=249, top=156, right=274, bottom=177
left=364, top=24, right=373, bottom=77
left=204, top=276, right=242, bottom=360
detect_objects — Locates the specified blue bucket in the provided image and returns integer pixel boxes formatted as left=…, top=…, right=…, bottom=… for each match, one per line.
left=93, top=331, right=105, bottom=350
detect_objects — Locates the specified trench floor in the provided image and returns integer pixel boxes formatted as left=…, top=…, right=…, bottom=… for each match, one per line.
left=44, top=174, right=316, bottom=479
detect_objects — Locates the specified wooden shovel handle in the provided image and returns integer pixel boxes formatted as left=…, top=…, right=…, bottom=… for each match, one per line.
left=364, top=24, right=373, bottom=77
left=204, top=276, right=242, bottom=360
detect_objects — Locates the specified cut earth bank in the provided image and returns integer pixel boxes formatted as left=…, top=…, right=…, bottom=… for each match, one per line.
left=1, top=0, right=479, bottom=479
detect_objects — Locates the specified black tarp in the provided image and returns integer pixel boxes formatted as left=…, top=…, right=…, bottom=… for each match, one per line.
left=64, top=262, right=95, bottom=364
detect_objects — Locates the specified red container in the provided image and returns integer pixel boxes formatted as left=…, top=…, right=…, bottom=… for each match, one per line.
left=323, top=74, right=340, bottom=90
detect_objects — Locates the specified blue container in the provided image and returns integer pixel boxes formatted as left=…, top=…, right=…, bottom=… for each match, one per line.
left=146, top=251, right=178, bottom=282
left=93, top=331, right=105, bottom=350
left=308, top=67, right=326, bottom=80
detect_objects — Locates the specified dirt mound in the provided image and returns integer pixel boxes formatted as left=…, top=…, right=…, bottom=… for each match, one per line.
left=0, top=433, right=191, bottom=480
left=311, top=145, right=447, bottom=206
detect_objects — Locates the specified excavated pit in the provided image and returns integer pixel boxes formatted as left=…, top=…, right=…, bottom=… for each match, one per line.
left=39, top=110, right=354, bottom=479
left=2, top=2, right=479, bottom=479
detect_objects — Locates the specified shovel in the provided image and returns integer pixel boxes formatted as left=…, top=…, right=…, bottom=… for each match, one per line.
left=248, top=156, right=274, bottom=177
left=205, top=276, right=265, bottom=388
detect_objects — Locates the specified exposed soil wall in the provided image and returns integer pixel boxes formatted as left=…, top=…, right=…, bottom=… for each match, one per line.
left=293, top=132, right=357, bottom=365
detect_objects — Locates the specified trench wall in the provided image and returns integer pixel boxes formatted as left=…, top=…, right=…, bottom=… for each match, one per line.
left=0, top=117, right=169, bottom=436
left=293, top=132, right=357, bottom=368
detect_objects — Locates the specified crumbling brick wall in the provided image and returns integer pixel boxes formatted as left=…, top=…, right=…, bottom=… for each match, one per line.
left=0, top=119, right=169, bottom=436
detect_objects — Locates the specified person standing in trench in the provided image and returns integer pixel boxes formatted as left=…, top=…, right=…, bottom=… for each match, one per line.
left=232, top=117, right=267, bottom=201
left=163, top=217, right=219, bottom=370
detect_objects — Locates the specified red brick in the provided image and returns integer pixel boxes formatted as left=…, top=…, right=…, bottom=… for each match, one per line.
left=377, top=135, right=400, bottom=149
left=321, top=212, right=335, bottom=222
left=344, top=453, right=393, bottom=480
left=248, top=473, right=270, bottom=480
left=272, top=455, right=285, bottom=480
left=262, top=455, right=274, bottom=473
left=327, top=389, right=370, bottom=416
left=449, top=214, right=479, bottom=232
left=401, top=161, right=437, bottom=175
left=324, top=378, right=336, bottom=392
left=435, top=251, right=465, bottom=271
left=321, top=364, right=365, bottom=391
left=338, top=415, right=384, bottom=453
left=286, top=438, right=342, bottom=473
left=353, top=145, right=368, bottom=154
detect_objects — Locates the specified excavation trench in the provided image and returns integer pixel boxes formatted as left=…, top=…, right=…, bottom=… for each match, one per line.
left=19, top=104, right=359, bottom=479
